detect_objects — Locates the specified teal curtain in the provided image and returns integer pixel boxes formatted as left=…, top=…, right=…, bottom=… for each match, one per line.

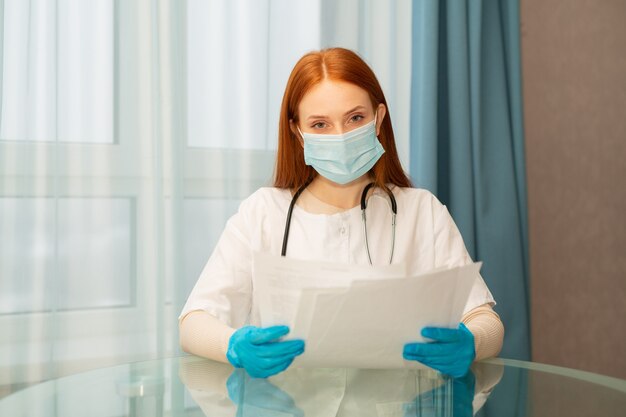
left=410, top=0, right=530, bottom=360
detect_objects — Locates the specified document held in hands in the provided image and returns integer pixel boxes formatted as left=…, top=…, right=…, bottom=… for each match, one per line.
left=252, top=252, right=481, bottom=369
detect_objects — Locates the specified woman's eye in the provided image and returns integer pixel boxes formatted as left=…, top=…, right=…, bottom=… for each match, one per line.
left=312, top=122, right=326, bottom=129
left=350, top=114, right=364, bottom=123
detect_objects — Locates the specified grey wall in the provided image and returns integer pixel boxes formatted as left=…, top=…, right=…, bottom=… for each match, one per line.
left=521, top=0, right=626, bottom=379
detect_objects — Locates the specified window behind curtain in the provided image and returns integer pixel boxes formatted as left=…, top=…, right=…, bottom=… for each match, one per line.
left=0, top=0, right=322, bottom=387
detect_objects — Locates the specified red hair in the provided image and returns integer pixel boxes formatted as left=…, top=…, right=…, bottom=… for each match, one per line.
left=273, top=48, right=413, bottom=190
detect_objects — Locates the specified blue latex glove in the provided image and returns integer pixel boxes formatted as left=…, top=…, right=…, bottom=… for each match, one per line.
left=403, top=370, right=475, bottom=417
left=403, top=323, right=475, bottom=378
left=227, top=368, right=304, bottom=417
left=226, top=325, right=305, bottom=378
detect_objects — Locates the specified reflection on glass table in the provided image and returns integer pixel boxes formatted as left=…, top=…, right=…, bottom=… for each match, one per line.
left=184, top=359, right=500, bottom=417
left=1, top=356, right=625, bottom=417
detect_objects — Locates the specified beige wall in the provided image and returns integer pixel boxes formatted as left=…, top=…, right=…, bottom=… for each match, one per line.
left=521, top=0, right=626, bottom=379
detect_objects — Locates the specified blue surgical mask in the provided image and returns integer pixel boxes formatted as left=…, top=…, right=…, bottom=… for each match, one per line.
left=298, top=118, right=385, bottom=185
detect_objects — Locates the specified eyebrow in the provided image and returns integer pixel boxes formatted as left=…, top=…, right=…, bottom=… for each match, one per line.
left=306, top=105, right=367, bottom=120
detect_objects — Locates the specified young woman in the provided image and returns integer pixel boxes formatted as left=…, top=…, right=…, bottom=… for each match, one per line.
left=179, top=48, right=503, bottom=379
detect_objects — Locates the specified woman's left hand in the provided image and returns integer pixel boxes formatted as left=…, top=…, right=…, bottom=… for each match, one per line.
left=403, top=323, right=475, bottom=378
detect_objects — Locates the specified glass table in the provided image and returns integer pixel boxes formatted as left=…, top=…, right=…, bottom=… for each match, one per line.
left=1, top=356, right=625, bottom=416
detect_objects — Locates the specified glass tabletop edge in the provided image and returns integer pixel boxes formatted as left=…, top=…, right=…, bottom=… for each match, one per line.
left=483, top=358, right=626, bottom=393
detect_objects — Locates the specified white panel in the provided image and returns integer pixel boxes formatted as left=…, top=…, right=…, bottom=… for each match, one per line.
left=186, top=0, right=226, bottom=149
left=320, top=0, right=360, bottom=50
left=266, top=0, right=322, bottom=150
left=57, top=0, right=114, bottom=143
left=0, top=198, right=56, bottom=313
left=0, top=0, right=56, bottom=142
left=0, top=197, right=133, bottom=314
left=0, top=0, right=114, bottom=143
left=56, top=198, right=133, bottom=310
left=186, top=0, right=321, bottom=149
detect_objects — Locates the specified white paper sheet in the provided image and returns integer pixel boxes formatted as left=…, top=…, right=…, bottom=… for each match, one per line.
left=253, top=252, right=481, bottom=369
left=253, top=252, right=406, bottom=329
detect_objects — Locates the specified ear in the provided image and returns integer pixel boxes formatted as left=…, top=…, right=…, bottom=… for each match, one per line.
left=375, top=104, right=387, bottom=136
left=289, top=119, right=304, bottom=147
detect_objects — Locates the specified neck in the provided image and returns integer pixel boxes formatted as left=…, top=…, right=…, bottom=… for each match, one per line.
left=307, top=175, right=371, bottom=209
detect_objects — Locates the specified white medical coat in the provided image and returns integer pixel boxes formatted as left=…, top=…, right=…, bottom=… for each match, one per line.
left=180, top=186, right=495, bottom=328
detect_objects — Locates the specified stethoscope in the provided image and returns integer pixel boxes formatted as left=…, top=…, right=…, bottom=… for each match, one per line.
left=281, top=178, right=398, bottom=265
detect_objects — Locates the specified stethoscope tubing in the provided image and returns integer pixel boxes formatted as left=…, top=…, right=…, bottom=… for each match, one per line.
left=281, top=179, right=397, bottom=265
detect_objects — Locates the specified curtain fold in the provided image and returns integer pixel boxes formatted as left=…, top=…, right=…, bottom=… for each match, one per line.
left=410, top=0, right=531, bottom=361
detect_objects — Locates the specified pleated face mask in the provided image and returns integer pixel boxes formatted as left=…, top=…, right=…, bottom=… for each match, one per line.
left=298, top=118, right=385, bottom=185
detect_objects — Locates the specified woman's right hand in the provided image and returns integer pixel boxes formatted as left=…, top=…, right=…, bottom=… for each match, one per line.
left=226, top=325, right=305, bottom=378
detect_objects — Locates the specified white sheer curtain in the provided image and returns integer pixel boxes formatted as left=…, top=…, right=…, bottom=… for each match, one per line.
left=0, top=0, right=176, bottom=387
left=0, top=0, right=413, bottom=390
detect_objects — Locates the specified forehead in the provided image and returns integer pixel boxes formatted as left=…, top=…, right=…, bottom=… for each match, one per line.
left=298, top=79, right=371, bottom=117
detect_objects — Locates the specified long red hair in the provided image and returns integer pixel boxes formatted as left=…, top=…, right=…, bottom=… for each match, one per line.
left=273, top=48, right=412, bottom=190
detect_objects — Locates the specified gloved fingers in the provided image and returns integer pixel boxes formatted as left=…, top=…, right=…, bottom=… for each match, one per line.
left=403, top=345, right=471, bottom=365
left=249, top=325, right=291, bottom=344
left=248, top=356, right=295, bottom=378
left=420, top=327, right=462, bottom=342
left=416, top=357, right=472, bottom=378
left=238, top=345, right=301, bottom=375
left=240, top=346, right=300, bottom=372
left=239, top=349, right=288, bottom=370
left=405, top=357, right=467, bottom=378
left=255, top=340, right=305, bottom=358
left=402, top=350, right=431, bottom=363
left=264, top=356, right=296, bottom=376
left=403, top=342, right=459, bottom=358
left=404, top=353, right=463, bottom=366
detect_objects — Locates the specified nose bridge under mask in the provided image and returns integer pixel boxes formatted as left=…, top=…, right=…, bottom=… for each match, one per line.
left=299, top=117, right=385, bottom=185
